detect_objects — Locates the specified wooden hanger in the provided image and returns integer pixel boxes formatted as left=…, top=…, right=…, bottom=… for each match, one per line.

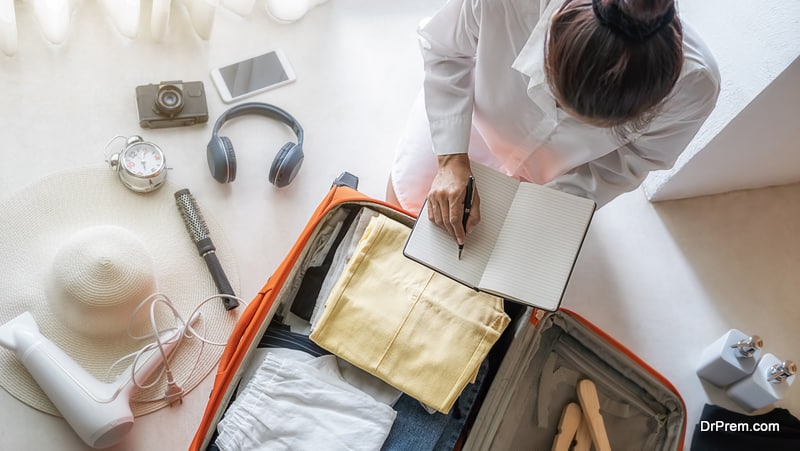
left=573, top=414, right=593, bottom=451
left=577, top=379, right=612, bottom=451
left=551, top=402, right=582, bottom=451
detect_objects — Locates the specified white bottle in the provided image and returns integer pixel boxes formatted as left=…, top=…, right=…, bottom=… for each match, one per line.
left=726, top=355, right=796, bottom=411
left=696, top=329, right=763, bottom=387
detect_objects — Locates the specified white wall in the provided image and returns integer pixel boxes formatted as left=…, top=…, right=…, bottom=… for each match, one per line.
left=642, top=0, right=800, bottom=201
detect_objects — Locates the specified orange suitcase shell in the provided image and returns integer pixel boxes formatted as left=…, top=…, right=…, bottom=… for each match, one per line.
left=190, top=174, right=687, bottom=451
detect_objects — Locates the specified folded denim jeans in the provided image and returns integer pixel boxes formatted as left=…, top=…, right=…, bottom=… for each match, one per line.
left=310, top=215, right=510, bottom=413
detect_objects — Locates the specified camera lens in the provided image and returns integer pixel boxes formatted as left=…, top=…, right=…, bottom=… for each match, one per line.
left=155, top=84, right=185, bottom=116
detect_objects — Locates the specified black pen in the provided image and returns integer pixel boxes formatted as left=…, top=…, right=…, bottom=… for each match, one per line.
left=458, top=175, right=475, bottom=260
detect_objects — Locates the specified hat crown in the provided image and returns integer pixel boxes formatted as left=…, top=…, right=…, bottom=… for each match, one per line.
left=47, top=225, right=156, bottom=338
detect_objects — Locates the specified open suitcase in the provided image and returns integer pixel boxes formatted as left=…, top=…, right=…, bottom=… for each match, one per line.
left=190, top=174, right=687, bottom=451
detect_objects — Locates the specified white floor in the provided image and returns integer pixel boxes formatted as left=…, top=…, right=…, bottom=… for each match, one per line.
left=0, top=1, right=797, bottom=449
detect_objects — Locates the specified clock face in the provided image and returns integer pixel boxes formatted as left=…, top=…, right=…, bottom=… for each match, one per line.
left=122, top=142, right=164, bottom=177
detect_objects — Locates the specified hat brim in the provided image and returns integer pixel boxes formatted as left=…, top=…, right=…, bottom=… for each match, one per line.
left=0, top=166, right=240, bottom=416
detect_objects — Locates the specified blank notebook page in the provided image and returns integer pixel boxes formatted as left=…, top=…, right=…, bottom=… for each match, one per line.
left=478, top=185, right=594, bottom=310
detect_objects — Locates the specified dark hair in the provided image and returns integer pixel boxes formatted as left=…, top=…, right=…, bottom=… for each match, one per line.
left=545, top=0, right=683, bottom=131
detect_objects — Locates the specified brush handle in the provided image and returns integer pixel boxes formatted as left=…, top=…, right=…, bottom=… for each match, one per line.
left=203, top=250, right=238, bottom=310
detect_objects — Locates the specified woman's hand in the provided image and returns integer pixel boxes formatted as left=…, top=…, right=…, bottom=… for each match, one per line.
left=426, top=154, right=481, bottom=245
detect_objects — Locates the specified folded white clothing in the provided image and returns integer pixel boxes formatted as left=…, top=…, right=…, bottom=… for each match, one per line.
left=216, top=352, right=397, bottom=451
left=237, top=348, right=402, bottom=406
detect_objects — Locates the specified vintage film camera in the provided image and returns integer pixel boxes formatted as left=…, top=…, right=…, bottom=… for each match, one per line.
left=136, top=80, right=209, bottom=128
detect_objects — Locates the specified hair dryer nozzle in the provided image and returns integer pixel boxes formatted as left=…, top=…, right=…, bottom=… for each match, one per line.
left=0, top=311, right=39, bottom=350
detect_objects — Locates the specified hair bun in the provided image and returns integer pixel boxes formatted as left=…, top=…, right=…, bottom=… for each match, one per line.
left=592, top=0, right=676, bottom=42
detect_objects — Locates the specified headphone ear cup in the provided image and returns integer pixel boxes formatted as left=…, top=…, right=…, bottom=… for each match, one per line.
left=207, top=136, right=237, bottom=183
left=269, top=142, right=304, bottom=187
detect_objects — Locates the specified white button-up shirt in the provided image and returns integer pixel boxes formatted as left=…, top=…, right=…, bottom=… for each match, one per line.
left=419, top=0, right=721, bottom=206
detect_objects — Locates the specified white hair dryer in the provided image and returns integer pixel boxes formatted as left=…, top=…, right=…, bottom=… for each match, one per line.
left=0, top=311, right=195, bottom=449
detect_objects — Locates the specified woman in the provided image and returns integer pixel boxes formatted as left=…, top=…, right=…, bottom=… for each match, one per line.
left=387, top=0, right=720, bottom=246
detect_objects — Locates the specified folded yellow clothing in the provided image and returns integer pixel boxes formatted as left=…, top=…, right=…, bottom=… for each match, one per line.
left=310, top=214, right=510, bottom=413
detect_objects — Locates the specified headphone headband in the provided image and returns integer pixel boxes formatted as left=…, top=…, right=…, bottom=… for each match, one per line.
left=211, top=102, right=304, bottom=144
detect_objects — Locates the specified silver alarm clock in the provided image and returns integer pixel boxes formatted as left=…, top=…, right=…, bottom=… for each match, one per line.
left=108, top=135, right=167, bottom=193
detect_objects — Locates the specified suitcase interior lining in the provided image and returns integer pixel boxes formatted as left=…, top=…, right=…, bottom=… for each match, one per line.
left=465, top=312, right=684, bottom=451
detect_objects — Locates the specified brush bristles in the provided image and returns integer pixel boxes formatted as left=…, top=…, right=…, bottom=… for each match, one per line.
left=174, top=189, right=209, bottom=243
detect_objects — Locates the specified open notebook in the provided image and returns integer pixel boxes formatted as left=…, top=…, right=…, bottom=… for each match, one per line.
left=403, top=163, right=596, bottom=311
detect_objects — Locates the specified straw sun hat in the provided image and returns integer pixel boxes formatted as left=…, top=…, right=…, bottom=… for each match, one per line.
left=0, top=166, right=240, bottom=417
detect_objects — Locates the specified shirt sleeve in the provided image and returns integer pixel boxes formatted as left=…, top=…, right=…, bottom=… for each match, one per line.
left=418, top=0, right=482, bottom=156
left=545, top=68, right=721, bottom=207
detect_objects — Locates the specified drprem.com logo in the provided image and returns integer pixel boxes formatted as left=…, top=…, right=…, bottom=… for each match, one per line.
left=699, top=420, right=781, bottom=433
